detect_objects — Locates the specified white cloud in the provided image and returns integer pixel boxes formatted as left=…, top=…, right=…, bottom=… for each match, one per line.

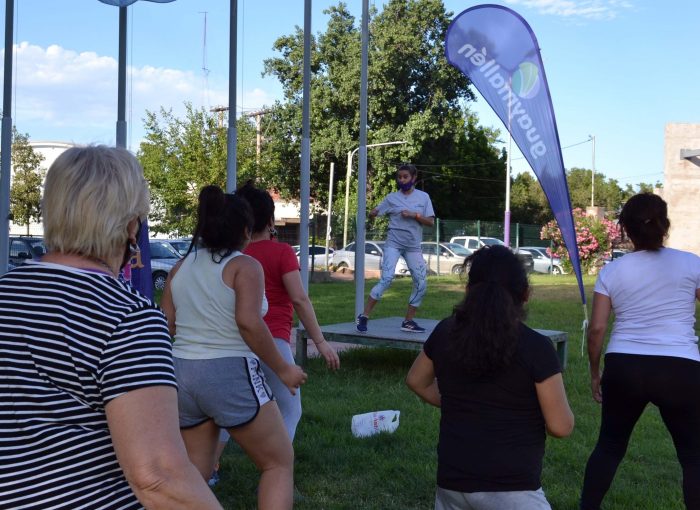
left=240, top=88, right=279, bottom=113
left=505, top=0, right=634, bottom=20
left=2, top=42, right=279, bottom=146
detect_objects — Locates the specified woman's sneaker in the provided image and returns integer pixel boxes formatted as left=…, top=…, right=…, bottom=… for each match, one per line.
left=401, top=320, right=425, bottom=333
left=356, top=314, right=368, bottom=332
left=208, top=468, right=220, bottom=487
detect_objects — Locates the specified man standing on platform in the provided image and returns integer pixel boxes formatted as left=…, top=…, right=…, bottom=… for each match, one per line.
left=356, top=163, right=435, bottom=333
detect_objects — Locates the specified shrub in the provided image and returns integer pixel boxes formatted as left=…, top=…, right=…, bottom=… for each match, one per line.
left=541, top=209, right=621, bottom=274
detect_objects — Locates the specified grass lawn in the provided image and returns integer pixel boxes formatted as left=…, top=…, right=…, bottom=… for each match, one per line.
left=200, top=274, right=695, bottom=509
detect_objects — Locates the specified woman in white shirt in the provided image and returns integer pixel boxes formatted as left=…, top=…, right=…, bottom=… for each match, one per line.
left=581, top=193, right=700, bottom=509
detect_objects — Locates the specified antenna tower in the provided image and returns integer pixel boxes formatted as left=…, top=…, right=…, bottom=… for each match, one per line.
left=199, top=11, right=210, bottom=107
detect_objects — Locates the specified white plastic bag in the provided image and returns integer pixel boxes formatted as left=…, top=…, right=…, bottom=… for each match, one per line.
left=351, top=410, right=400, bottom=438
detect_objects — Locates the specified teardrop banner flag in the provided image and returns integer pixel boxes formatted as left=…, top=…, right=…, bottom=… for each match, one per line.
left=445, top=4, right=586, bottom=305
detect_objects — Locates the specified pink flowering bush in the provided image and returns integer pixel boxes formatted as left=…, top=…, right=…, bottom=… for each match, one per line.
left=541, top=209, right=621, bottom=274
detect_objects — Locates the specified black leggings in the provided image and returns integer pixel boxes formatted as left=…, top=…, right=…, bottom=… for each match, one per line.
left=580, top=354, right=700, bottom=510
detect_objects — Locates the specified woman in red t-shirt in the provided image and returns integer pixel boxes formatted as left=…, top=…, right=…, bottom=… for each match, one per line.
left=238, top=182, right=340, bottom=440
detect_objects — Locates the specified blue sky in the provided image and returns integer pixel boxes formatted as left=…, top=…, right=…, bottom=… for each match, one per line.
left=1, top=0, right=697, bottom=187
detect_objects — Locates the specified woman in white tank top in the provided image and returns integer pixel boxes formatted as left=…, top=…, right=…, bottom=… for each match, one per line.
left=161, top=185, right=307, bottom=510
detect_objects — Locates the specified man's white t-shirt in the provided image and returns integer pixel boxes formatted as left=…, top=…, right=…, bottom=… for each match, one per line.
left=595, top=247, right=700, bottom=361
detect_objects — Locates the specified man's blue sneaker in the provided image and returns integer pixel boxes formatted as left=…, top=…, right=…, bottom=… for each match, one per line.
left=401, top=319, right=426, bottom=333
left=356, top=314, right=368, bottom=332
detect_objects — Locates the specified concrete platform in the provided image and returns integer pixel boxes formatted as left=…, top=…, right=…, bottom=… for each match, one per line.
left=296, top=317, right=568, bottom=369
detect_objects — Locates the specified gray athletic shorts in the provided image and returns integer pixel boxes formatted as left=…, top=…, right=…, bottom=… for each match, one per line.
left=435, top=486, right=551, bottom=510
left=174, top=356, right=273, bottom=429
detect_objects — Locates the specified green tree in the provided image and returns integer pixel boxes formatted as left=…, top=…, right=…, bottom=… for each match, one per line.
left=566, top=167, right=625, bottom=212
left=262, top=0, right=504, bottom=223
left=509, top=168, right=661, bottom=225
left=623, top=181, right=662, bottom=202
left=510, top=172, right=550, bottom=225
left=10, top=128, right=45, bottom=235
left=137, top=103, right=258, bottom=236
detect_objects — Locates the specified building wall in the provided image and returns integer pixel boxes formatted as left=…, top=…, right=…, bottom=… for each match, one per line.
left=663, top=123, right=700, bottom=255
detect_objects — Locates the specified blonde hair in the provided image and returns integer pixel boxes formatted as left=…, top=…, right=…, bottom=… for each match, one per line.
left=42, top=145, right=149, bottom=261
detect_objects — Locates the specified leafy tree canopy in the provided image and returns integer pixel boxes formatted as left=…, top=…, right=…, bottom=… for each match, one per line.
left=261, top=0, right=505, bottom=226
left=511, top=167, right=660, bottom=225
left=137, top=103, right=258, bottom=236
left=10, top=128, right=45, bottom=234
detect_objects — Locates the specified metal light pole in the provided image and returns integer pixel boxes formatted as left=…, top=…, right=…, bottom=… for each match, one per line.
left=325, top=162, right=334, bottom=270
left=342, top=140, right=407, bottom=247
left=504, top=131, right=513, bottom=247
left=503, top=77, right=513, bottom=247
left=590, top=135, right=596, bottom=207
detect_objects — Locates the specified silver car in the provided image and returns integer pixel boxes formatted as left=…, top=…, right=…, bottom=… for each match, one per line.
left=331, top=241, right=408, bottom=276
left=292, top=244, right=334, bottom=270
left=518, top=246, right=565, bottom=274
left=149, top=240, right=182, bottom=290
left=417, top=242, right=471, bottom=275
left=165, top=238, right=193, bottom=257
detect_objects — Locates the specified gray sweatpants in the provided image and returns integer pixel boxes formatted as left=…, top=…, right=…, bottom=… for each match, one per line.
left=435, top=486, right=551, bottom=510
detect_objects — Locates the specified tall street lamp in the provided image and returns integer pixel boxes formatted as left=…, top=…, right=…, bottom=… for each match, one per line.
left=342, top=140, right=407, bottom=247
left=589, top=135, right=596, bottom=207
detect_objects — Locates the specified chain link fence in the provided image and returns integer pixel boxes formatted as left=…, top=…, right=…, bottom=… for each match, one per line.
left=342, top=218, right=548, bottom=249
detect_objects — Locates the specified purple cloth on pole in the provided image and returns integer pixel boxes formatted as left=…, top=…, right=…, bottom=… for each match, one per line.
left=130, top=219, right=153, bottom=300
left=445, top=4, right=585, bottom=304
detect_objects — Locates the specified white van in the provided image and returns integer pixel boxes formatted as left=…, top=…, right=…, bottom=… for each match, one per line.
left=449, top=236, right=505, bottom=251
left=448, top=236, right=535, bottom=273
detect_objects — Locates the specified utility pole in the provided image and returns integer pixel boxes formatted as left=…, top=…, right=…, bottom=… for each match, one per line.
left=210, top=105, right=228, bottom=128
left=242, top=109, right=270, bottom=165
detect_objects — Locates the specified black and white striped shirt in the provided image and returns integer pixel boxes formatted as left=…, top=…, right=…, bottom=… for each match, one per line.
left=0, top=261, right=177, bottom=510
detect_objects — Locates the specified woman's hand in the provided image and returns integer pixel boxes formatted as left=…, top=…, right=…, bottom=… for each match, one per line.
left=280, top=364, right=308, bottom=395
left=315, top=340, right=340, bottom=371
left=591, top=370, right=603, bottom=403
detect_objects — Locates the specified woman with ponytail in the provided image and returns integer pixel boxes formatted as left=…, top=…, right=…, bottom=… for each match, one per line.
left=161, top=185, right=307, bottom=510
left=407, top=245, right=573, bottom=510
left=581, top=193, right=700, bottom=509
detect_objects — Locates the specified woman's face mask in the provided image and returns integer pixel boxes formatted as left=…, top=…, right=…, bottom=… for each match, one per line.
left=396, top=170, right=415, bottom=192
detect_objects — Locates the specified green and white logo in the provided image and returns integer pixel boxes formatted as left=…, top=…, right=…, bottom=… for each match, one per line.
left=512, top=61, right=540, bottom=99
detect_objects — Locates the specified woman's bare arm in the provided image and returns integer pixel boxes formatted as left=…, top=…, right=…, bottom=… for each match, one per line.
left=106, top=386, right=222, bottom=510
left=535, top=373, right=574, bottom=437
left=406, top=352, right=441, bottom=407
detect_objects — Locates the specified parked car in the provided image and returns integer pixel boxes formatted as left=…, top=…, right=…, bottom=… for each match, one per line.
left=164, top=238, right=193, bottom=257
left=603, top=249, right=629, bottom=264
left=331, top=241, right=408, bottom=275
left=518, top=246, right=566, bottom=274
left=9, top=236, right=47, bottom=266
left=449, top=235, right=504, bottom=251
left=148, top=240, right=182, bottom=290
left=449, top=236, right=534, bottom=273
left=292, top=244, right=334, bottom=270
left=417, top=242, right=471, bottom=275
